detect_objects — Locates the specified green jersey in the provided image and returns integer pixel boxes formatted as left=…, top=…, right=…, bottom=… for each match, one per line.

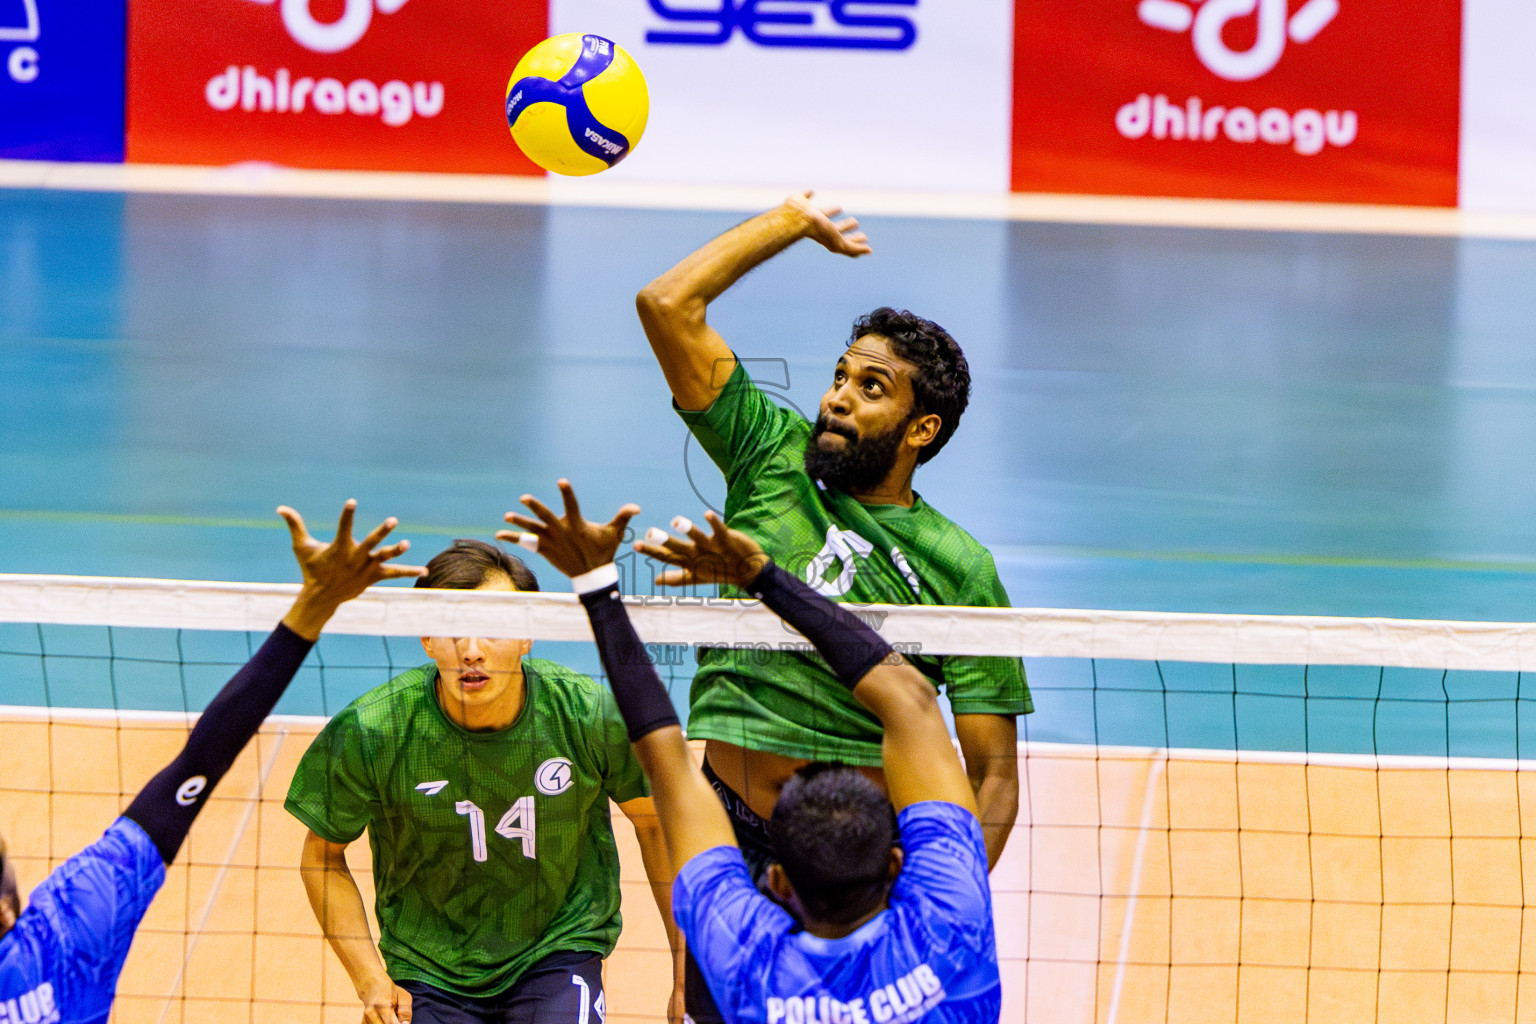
left=677, top=361, right=1032, bottom=767
left=284, top=658, right=649, bottom=998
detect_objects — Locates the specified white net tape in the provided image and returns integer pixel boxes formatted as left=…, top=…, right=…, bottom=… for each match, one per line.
left=2, top=572, right=1535, bottom=670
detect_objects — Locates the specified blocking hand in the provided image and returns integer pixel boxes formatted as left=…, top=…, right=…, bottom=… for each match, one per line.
left=278, top=501, right=425, bottom=639
left=633, top=510, right=771, bottom=590
left=497, top=479, right=641, bottom=579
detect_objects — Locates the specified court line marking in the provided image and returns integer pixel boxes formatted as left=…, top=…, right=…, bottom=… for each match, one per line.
left=5, top=159, right=1536, bottom=239
left=1106, top=751, right=1166, bottom=1024
left=6, top=508, right=1536, bottom=575
left=154, top=728, right=287, bottom=1024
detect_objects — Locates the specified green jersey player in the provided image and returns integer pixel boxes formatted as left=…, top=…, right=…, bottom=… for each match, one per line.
left=285, top=539, right=679, bottom=1024
left=636, top=193, right=1030, bottom=1024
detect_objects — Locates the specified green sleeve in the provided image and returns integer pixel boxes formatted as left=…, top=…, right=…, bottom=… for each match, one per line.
left=284, top=708, right=379, bottom=844
left=593, top=686, right=651, bottom=805
left=942, top=553, right=1033, bottom=717
left=675, top=360, right=800, bottom=486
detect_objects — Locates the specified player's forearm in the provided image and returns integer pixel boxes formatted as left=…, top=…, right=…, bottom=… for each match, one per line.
left=972, top=770, right=1018, bottom=868
left=124, top=624, right=314, bottom=863
left=576, top=568, right=682, bottom=741
left=300, top=842, right=390, bottom=995
left=638, top=203, right=811, bottom=318
left=636, top=204, right=809, bottom=408
left=744, top=560, right=912, bottom=715
left=630, top=812, right=682, bottom=955
left=634, top=728, right=738, bottom=872
left=575, top=567, right=738, bottom=865
left=743, top=561, right=979, bottom=809
left=955, top=715, right=1020, bottom=868
left=872, top=676, right=981, bottom=814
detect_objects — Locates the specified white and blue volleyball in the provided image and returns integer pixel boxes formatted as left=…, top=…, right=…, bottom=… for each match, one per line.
left=505, top=34, right=649, bottom=176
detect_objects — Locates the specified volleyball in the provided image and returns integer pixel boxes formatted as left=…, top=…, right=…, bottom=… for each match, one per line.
left=505, top=33, right=649, bottom=176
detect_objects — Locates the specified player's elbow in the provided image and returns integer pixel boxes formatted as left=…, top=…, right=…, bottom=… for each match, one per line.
left=860, top=665, right=942, bottom=724
left=636, top=283, right=700, bottom=331
left=634, top=282, right=669, bottom=321
left=299, top=831, right=347, bottom=879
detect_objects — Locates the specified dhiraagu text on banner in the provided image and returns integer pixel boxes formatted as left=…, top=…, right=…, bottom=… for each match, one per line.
left=126, top=0, right=547, bottom=173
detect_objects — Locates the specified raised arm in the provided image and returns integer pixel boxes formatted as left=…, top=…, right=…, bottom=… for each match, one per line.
left=637, top=513, right=978, bottom=816
left=122, top=502, right=423, bottom=866
left=498, top=482, right=738, bottom=872
left=635, top=192, right=871, bottom=411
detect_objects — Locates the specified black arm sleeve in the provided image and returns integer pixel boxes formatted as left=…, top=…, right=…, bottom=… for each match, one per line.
left=579, top=584, right=682, bottom=742
left=746, top=561, right=894, bottom=690
left=123, top=623, right=315, bottom=864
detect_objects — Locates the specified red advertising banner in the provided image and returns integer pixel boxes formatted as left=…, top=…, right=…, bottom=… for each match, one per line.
left=1011, top=0, right=1461, bottom=205
left=127, top=0, right=547, bottom=174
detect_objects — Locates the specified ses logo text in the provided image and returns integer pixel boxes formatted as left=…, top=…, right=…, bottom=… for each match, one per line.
left=1116, top=0, right=1357, bottom=157
left=646, top=0, right=916, bottom=50
left=202, top=0, right=442, bottom=126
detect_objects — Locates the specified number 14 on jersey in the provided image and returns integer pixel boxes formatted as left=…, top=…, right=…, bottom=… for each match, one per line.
left=455, top=797, right=536, bottom=861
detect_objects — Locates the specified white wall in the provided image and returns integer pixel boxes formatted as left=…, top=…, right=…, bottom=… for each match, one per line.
left=1460, top=0, right=1536, bottom=213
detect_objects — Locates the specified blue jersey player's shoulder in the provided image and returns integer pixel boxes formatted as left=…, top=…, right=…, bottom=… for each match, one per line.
left=0, top=818, right=165, bottom=1024
left=885, top=802, right=1000, bottom=1005
left=673, top=802, right=1001, bottom=1024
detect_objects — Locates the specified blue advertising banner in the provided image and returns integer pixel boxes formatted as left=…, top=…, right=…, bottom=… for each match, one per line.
left=0, top=0, right=125, bottom=161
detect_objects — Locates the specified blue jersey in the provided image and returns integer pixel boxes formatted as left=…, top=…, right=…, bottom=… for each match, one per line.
left=0, top=818, right=165, bottom=1024
left=674, top=801, right=1000, bottom=1024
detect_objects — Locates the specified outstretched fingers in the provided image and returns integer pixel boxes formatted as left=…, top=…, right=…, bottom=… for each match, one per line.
left=358, top=515, right=400, bottom=552
left=610, top=502, right=642, bottom=536
left=633, top=517, right=710, bottom=587
left=277, top=505, right=310, bottom=546
left=370, top=537, right=413, bottom=562
left=519, top=493, right=562, bottom=528
left=654, top=566, right=692, bottom=587
left=556, top=478, right=582, bottom=522
left=633, top=541, right=696, bottom=588
left=501, top=511, right=544, bottom=534
left=334, top=499, right=358, bottom=545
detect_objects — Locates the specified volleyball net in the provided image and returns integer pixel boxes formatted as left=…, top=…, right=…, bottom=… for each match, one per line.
left=4, top=573, right=1536, bottom=1024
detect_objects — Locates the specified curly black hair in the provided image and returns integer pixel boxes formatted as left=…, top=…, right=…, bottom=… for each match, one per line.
left=849, top=308, right=970, bottom=464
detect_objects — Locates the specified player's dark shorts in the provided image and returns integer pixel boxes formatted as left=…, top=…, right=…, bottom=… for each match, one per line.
left=398, top=951, right=604, bottom=1024
left=684, top=761, right=777, bottom=1024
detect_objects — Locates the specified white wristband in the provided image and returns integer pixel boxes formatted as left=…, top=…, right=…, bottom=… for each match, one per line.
left=571, top=563, right=620, bottom=595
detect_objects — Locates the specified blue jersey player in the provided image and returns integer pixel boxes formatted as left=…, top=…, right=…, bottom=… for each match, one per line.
left=500, top=481, right=1001, bottom=1024
left=0, top=502, right=423, bottom=1024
